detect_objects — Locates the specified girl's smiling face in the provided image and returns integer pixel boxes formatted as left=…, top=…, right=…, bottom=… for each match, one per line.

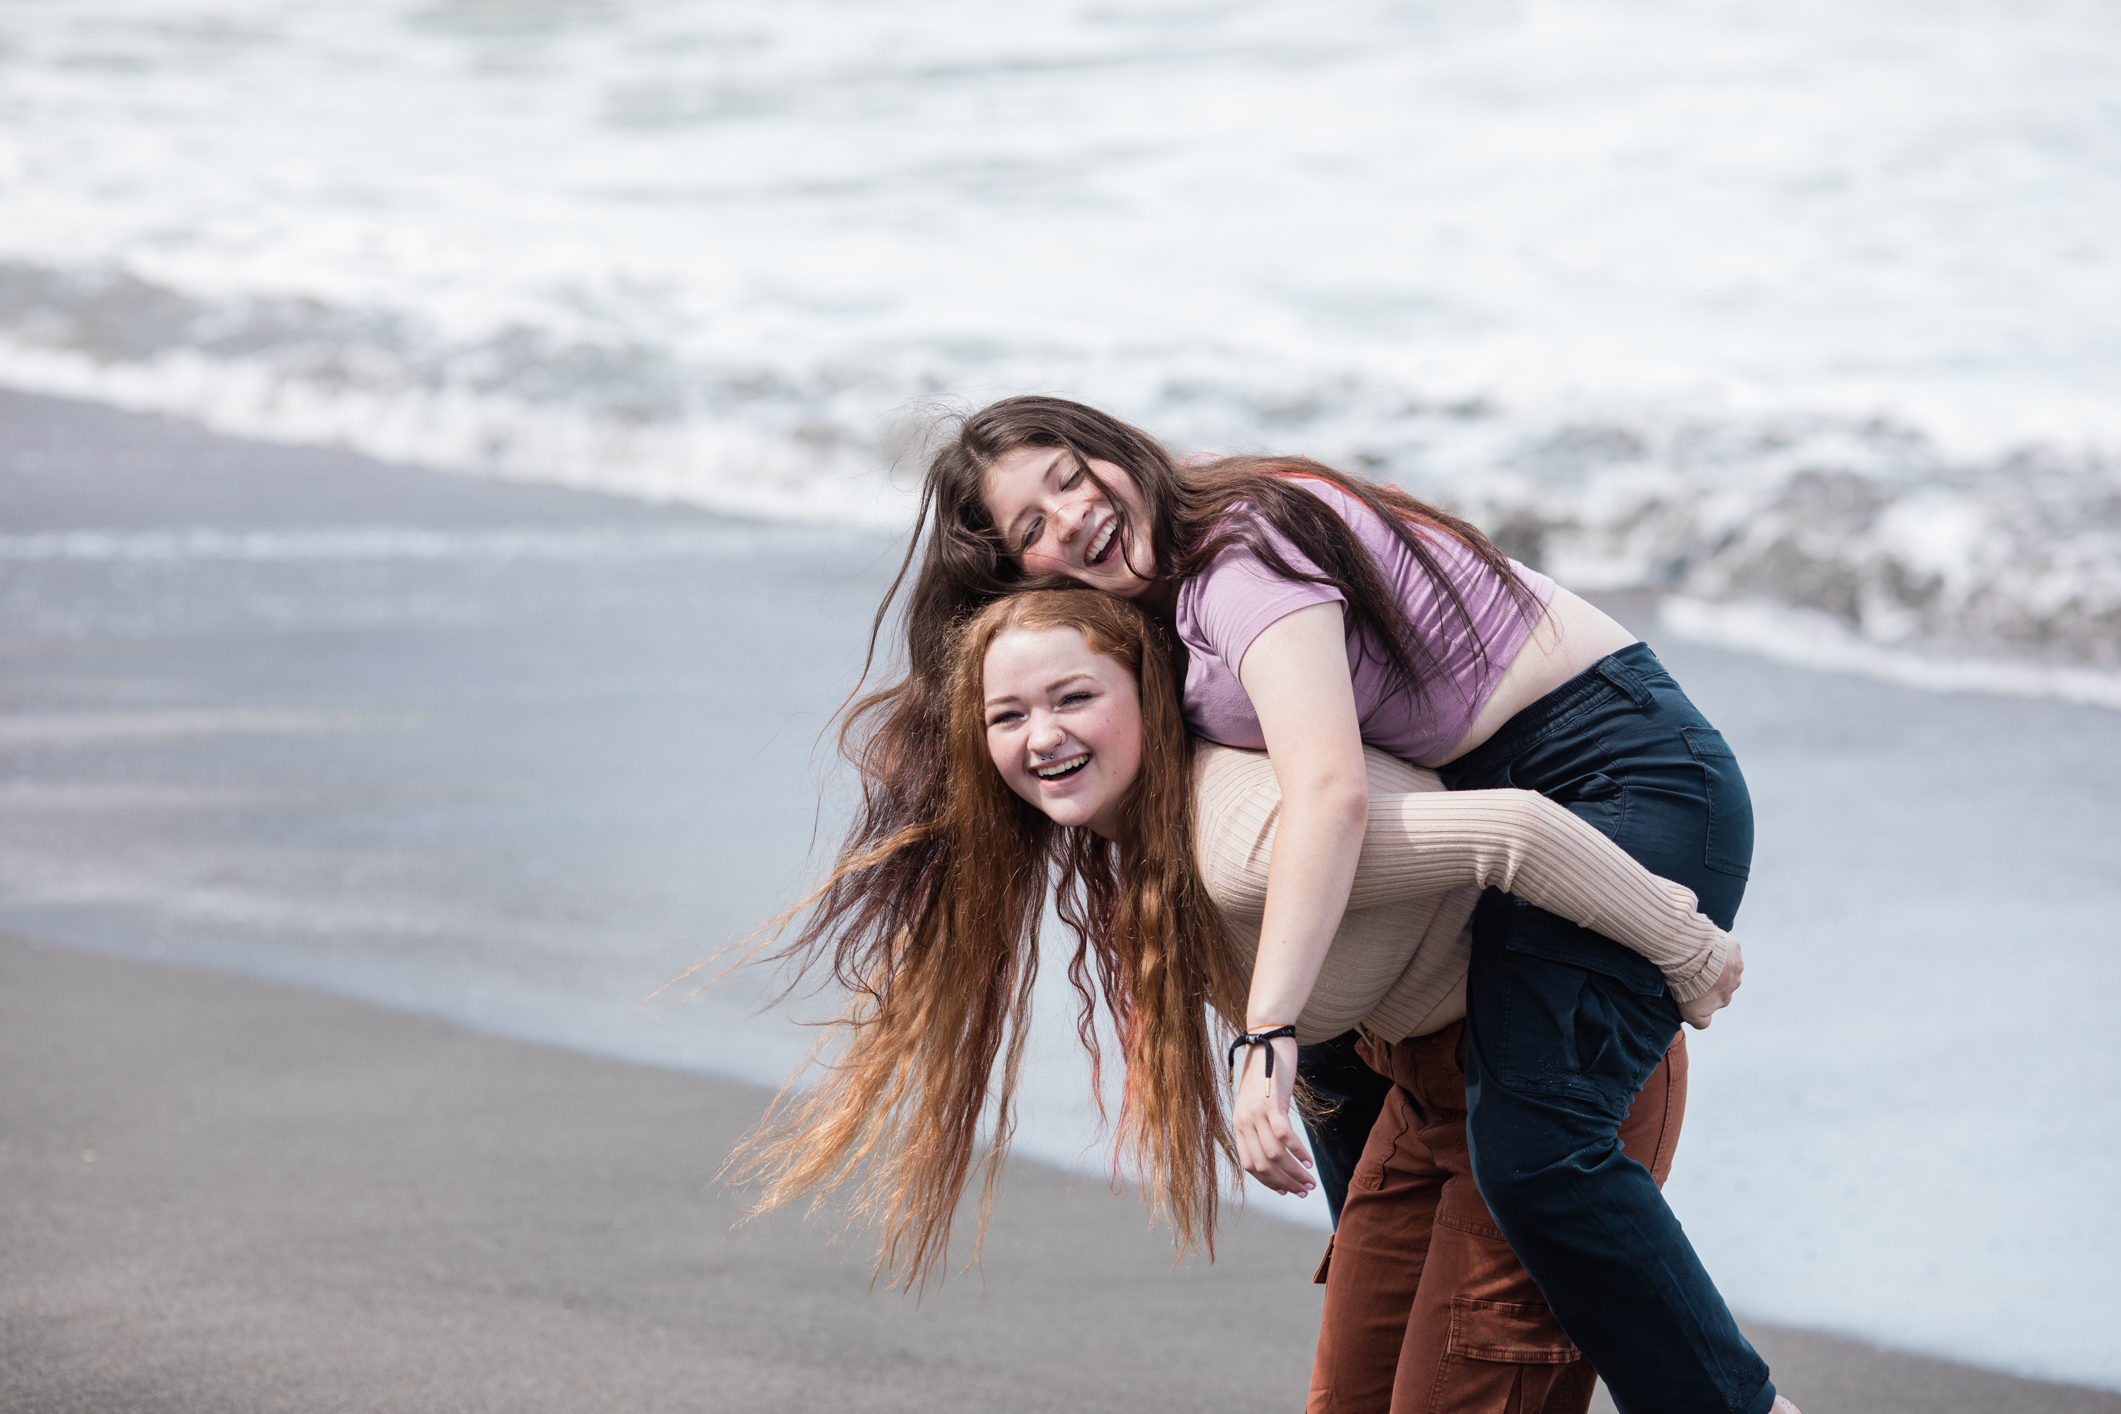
left=982, top=625, right=1144, bottom=838
left=980, top=444, right=1157, bottom=599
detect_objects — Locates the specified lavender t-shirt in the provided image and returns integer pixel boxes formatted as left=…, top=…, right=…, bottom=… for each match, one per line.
left=1173, top=480, right=1556, bottom=768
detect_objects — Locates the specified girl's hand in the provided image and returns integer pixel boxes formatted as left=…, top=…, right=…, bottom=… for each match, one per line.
left=1679, top=938, right=1745, bottom=1029
left=1230, top=1034, right=1314, bottom=1196
left=1228, top=602, right=1364, bottom=1200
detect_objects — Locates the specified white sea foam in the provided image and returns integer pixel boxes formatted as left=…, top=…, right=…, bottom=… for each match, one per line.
left=3, top=1, right=2121, bottom=1384
left=1659, top=597, right=2121, bottom=709
left=1, top=0, right=2117, bottom=681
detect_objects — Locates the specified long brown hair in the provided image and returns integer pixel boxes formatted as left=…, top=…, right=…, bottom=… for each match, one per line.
left=838, top=400, right=1531, bottom=899
left=876, top=394, right=1532, bottom=720
left=727, top=590, right=1243, bottom=1291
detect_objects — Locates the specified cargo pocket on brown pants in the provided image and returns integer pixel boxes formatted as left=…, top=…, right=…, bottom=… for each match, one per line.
left=1421, top=1297, right=1593, bottom=1414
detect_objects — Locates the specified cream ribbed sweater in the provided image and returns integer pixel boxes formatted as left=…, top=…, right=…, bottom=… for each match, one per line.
left=1191, top=743, right=1733, bottom=1044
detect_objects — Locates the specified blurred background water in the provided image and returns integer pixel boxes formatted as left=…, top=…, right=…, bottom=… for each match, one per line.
left=2, top=0, right=2119, bottom=677
left=3, top=0, right=2120, bottom=1397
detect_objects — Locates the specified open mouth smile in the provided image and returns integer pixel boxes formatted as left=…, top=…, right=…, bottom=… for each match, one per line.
left=1084, top=516, right=1120, bottom=569
left=1033, top=752, right=1090, bottom=781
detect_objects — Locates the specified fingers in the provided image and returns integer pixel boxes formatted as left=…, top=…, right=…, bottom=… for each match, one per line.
left=1251, top=1113, right=1314, bottom=1193
left=1233, top=1039, right=1315, bottom=1197
left=1680, top=985, right=1728, bottom=1028
left=1242, top=1133, right=1313, bottom=1194
left=1680, top=940, right=1747, bottom=1031
left=1680, top=941, right=1751, bottom=1030
left=1719, top=941, right=1744, bottom=997
left=1282, top=1110, right=1314, bottom=1169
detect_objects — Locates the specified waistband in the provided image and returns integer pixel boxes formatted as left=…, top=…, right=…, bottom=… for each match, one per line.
left=1451, top=639, right=1667, bottom=776
left=1359, top=1021, right=1469, bottom=1111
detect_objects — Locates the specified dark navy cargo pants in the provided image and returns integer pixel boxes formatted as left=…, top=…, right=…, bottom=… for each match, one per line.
left=1296, top=1030, right=1395, bottom=1227
left=1437, top=642, right=1776, bottom=1414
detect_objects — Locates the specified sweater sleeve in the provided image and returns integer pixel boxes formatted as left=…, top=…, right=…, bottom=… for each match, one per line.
left=1190, top=742, right=1734, bottom=1005
left=1346, top=787, right=1732, bottom=1003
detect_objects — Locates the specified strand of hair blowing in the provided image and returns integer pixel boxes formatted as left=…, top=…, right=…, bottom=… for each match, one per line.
left=880, top=397, right=1535, bottom=718
left=798, top=398, right=1184, bottom=975
left=842, top=399, right=1528, bottom=878
left=730, top=395, right=1521, bottom=1289
left=722, top=719, right=1050, bottom=1294
left=1050, top=592, right=1244, bottom=1248
left=725, top=591, right=1242, bottom=1292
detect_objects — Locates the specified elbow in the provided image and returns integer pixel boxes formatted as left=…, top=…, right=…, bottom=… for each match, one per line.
left=1280, top=763, right=1370, bottom=838
left=1322, top=776, right=1371, bottom=836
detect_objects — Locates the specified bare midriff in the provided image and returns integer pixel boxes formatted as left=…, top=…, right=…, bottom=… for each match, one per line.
left=1436, top=587, right=1638, bottom=766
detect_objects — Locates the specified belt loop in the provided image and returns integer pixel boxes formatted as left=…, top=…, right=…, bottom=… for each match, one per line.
left=1596, top=656, right=1653, bottom=708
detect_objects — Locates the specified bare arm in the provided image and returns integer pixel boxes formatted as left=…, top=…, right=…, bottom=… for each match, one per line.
left=1230, top=602, right=1370, bottom=1197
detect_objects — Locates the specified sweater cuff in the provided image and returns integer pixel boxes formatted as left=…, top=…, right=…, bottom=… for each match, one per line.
left=1662, top=928, right=1732, bottom=1005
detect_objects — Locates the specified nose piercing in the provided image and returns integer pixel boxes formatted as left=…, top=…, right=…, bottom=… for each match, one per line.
left=1038, top=749, right=1057, bottom=761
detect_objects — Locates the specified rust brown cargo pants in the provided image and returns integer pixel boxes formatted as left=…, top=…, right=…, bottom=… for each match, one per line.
left=1306, top=1021, right=1687, bottom=1414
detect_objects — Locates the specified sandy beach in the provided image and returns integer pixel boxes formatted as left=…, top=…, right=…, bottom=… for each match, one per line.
left=1, top=931, right=1337, bottom=1413
left=4, top=933, right=2114, bottom=1414
left=4, top=386, right=2119, bottom=1411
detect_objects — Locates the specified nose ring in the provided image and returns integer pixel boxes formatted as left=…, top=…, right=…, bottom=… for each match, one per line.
left=1038, top=749, right=1057, bottom=761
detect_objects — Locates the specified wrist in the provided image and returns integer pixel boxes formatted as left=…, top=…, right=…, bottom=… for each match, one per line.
left=1227, top=1024, right=1300, bottom=1087
left=1666, top=933, right=1732, bottom=1005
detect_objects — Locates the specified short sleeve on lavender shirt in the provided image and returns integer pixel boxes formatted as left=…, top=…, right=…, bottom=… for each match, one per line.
left=1173, top=519, right=1343, bottom=752
left=1173, top=481, right=1556, bottom=766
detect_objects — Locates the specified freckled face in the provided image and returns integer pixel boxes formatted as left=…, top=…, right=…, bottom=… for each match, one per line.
left=980, top=445, right=1157, bottom=599
left=982, top=626, right=1144, bottom=839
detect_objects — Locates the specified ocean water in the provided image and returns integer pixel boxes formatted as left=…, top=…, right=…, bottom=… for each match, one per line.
left=4, top=389, right=2119, bottom=1396
left=4, top=1, right=2121, bottom=1393
left=2, top=0, right=2119, bottom=681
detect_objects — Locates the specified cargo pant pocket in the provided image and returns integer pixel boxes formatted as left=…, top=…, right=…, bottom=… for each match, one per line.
left=1479, top=892, right=1674, bottom=1104
left=1681, top=725, right=1753, bottom=880
left=1423, top=1297, right=1590, bottom=1414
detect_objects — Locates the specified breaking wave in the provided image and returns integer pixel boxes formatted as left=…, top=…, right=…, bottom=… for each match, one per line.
left=3, top=0, right=2117, bottom=689
left=6, top=257, right=2116, bottom=684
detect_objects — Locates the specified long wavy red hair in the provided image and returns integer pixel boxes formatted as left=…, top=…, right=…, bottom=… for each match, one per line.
left=725, top=590, right=1242, bottom=1291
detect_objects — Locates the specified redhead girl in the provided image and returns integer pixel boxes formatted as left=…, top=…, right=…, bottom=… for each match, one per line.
left=732, top=589, right=1757, bottom=1413
left=803, top=397, right=1786, bottom=1414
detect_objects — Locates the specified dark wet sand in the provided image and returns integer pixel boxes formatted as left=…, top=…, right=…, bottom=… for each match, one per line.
left=3, top=386, right=2118, bottom=1412
left=0, top=932, right=1323, bottom=1413
left=0, top=928, right=2112, bottom=1414
left=0, top=934, right=2110, bottom=1414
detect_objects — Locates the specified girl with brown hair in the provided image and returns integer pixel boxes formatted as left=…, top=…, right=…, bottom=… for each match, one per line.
left=792, top=396, right=1789, bottom=1414
left=732, top=589, right=1759, bottom=1414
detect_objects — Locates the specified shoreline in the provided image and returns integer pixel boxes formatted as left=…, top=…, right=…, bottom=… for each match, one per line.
left=4, top=384, right=2119, bottom=1401
left=6, top=932, right=2117, bottom=1414
left=1, top=378, right=2112, bottom=716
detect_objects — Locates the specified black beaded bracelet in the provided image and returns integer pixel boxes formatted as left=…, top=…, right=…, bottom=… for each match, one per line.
left=1226, top=1025, right=1299, bottom=1085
